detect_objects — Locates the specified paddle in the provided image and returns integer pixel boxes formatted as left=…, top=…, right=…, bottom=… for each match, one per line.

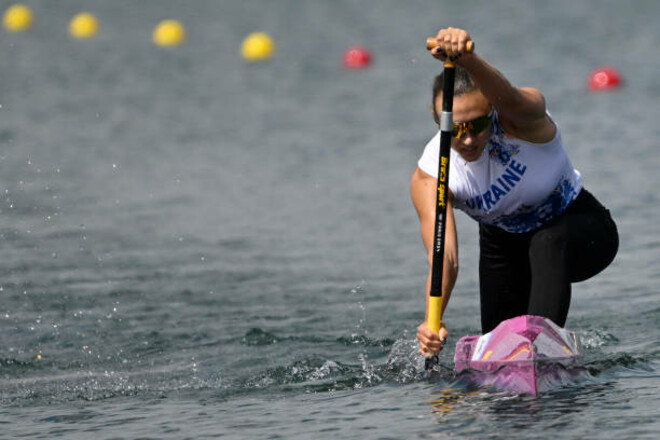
left=424, top=37, right=474, bottom=372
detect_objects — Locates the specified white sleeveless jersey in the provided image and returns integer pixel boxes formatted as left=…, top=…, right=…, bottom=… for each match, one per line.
left=418, top=111, right=582, bottom=233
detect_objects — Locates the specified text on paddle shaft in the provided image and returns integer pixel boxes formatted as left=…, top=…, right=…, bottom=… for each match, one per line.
left=437, top=156, right=448, bottom=208
left=465, top=159, right=527, bottom=211
left=434, top=156, right=449, bottom=255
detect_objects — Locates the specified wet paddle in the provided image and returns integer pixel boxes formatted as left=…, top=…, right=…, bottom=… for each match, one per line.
left=424, top=37, right=473, bottom=372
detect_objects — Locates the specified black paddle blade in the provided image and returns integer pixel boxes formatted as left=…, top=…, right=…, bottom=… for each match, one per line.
left=424, top=354, right=440, bottom=374
left=424, top=337, right=447, bottom=374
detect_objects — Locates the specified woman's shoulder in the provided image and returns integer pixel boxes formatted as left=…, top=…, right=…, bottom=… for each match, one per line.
left=492, top=110, right=559, bottom=146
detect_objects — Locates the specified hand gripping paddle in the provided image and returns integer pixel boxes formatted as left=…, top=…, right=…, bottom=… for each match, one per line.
left=424, top=37, right=474, bottom=372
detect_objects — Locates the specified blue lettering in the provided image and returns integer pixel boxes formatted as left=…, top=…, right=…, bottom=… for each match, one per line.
left=496, top=177, right=510, bottom=192
left=502, top=167, right=521, bottom=187
left=475, top=195, right=484, bottom=210
left=510, top=159, right=527, bottom=176
left=491, top=184, right=506, bottom=202
left=465, top=163, right=528, bottom=214
left=483, top=191, right=495, bottom=210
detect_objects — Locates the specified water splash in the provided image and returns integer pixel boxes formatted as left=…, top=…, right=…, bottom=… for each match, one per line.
left=241, top=328, right=279, bottom=346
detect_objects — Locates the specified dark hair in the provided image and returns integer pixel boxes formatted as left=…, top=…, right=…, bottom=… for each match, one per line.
left=432, top=66, right=477, bottom=123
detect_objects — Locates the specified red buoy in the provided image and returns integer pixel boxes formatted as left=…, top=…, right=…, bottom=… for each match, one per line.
left=343, top=46, right=372, bottom=69
left=588, top=67, right=622, bottom=91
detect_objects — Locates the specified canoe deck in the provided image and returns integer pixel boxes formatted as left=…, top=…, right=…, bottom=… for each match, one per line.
left=454, top=315, right=582, bottom=395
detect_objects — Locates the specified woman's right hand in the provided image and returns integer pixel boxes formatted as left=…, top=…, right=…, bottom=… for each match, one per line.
left=417, top=321, right=449, bottom=357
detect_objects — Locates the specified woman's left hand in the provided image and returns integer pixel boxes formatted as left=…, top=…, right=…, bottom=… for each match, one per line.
left=417, top=321, right=449, bottom=357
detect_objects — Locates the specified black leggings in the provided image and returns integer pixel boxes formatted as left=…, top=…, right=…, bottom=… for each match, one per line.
left=478, top=189, right=618, bottom=333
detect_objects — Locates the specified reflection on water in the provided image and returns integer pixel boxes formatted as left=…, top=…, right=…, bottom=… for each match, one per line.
left=426, top=379, right=619, bottom=440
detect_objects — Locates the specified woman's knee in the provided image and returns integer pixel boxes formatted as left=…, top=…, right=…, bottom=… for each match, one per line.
left=571, top=215, right=618, bottom=282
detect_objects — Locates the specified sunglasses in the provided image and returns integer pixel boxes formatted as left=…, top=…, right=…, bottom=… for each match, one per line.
left=452, top=111, right=493, bottom=138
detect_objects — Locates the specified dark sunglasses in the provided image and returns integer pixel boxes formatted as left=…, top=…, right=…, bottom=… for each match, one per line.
left=452, top=111, right=493, bottom=138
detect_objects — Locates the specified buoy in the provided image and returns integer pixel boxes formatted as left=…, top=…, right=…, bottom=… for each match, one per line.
left=69, top=12, right=99, bottom=39
left=153, top=20, right=185, bottom=47
left=3, top=4, right=33, bottom=32
left=342, top=46, right=372, bottom=69
left=588, top=67, right=622, bottom=91
left=241, top=32, right=275, bottom=62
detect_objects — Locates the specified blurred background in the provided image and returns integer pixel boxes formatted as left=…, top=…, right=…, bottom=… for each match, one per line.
left=0, top=1, right=658, bottom=439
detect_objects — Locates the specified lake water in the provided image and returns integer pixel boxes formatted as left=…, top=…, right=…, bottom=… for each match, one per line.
left=1, top=1, right=658, bottom=439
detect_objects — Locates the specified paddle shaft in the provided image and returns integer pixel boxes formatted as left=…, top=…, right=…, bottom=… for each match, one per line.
left=426, top=63, right=454, bottom=335
left=425, top=37, right=474, bottom=361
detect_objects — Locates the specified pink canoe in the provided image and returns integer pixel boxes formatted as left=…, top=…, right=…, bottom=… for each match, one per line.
left=454, top=315, right=583, bottom=395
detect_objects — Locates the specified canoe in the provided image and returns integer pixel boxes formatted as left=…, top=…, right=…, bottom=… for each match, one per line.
left=454, top=315, right=582, bottom=395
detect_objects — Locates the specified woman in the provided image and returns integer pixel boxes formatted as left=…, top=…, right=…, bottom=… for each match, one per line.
left=412, top=28, right=618, bottom=357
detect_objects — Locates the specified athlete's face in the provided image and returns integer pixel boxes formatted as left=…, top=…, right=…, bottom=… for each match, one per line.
left=434, top=90, right=492, bottom=162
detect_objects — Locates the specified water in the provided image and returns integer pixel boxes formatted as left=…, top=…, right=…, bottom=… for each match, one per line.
left=0, top=0, right=658, bottom=438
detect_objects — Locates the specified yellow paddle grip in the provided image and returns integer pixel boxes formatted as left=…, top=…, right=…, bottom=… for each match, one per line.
left=427, top=296, right=443, bottom=333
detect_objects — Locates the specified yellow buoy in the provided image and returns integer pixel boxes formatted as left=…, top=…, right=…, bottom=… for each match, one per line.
left=3, top=4, right=33, bottom=32
left=153, top=20, right=185, bottom=47
left=241, top=32, right=275, bottom=62
left=69, top=12, right=99, bottom=39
